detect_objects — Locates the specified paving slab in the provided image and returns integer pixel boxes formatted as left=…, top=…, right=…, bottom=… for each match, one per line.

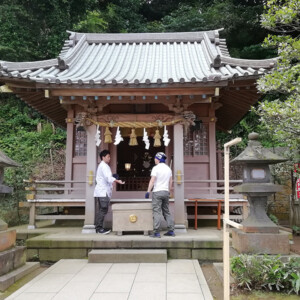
left=5, top=259, right=213, bottom=300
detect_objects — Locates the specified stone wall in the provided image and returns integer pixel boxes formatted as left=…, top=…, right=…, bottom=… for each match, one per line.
left=267, top=147, right=292, bottom=225
left=267, top=181, right=291, bottom=224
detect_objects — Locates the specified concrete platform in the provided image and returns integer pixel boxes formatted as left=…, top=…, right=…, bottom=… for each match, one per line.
left=88, top=249, right=167, bottom=263
left=5, top=259, right=213, bottom=300
left=13, top=224, right=223, bottom=262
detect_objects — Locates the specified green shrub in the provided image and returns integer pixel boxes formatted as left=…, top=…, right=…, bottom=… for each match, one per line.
left=268, top=213, right=279, bottom=225
left=292, top=226, right=300, bottom=235
left=231, top=254, right=300, bottom=295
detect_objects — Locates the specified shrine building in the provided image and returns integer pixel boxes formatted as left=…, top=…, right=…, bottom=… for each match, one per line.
left=0, top=30, right=276, bottom=232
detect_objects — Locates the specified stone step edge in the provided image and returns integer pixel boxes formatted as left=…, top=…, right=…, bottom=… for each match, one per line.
left=213, top=262, right=235, bottom=284
left=88, top=249, right=167, bottom=263
left=0, top=262, right=40, bottom=292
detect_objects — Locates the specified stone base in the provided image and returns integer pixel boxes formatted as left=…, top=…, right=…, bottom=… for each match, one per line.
left=232, top=228, right=290, bottom=255
left=174, top=224, right=187, bottom=233
left=0, top=246, right=26, bottom=276
left=112, top=203, right=153, bottom=233
left=0, top=229, right=16, bottom=252
left=81, top=224, right=96, bottom=234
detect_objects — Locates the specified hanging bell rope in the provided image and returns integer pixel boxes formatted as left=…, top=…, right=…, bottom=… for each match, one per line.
left=129, top=128, right=138, bottom=146
left=153, top=129, right=161, bottom=147
left=104, top=127, right=112, bottom=144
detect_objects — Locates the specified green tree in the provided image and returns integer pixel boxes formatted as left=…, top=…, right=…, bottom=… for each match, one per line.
left=254, top=0, right=300, bottom=155
left=160, top=0, right=272, bottom=58
left=0, top=94, right=66, bottom=226
left=73, top=10, right=107, bottom=33
left=85, top=0, right=148, bottom=33
left=0, top=0, right=97, bottom=60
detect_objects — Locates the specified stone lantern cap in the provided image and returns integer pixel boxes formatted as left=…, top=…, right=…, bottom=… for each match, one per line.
left=0, top=150, right=20, bottom=190
left=0, top=150, right=20, bottom=168
left=231, top=132, right=288, bottom=165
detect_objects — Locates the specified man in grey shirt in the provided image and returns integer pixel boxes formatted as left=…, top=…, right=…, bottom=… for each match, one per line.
left=145, top=152, right=175, bottom=238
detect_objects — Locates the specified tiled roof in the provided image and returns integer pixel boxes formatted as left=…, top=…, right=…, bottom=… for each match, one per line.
left=0, top=30, right=276, bottom=86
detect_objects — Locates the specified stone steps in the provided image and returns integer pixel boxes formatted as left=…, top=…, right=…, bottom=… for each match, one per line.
left=88, top=249, right=167, bottom=263
left=20, top=228, right=224, bottom=262
left=0, top=262, right=40, bottom=291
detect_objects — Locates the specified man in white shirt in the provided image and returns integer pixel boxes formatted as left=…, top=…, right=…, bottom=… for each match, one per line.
left=94, top=150, right=124, bottom=234
left=145, top=152, right=175, bottom=238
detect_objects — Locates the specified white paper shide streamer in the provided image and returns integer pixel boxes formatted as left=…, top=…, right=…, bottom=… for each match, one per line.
left=143, top=128, right=150, bottom=149
left=114, top=126, right=124, bottom=145
left=163, top=125, right=171, bottom=146
left=94, top=125, right=101, bottom=147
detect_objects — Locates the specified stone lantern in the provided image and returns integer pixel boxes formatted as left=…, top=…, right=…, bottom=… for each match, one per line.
left=0, top=150, right=21, bottom=230
left=0, top=150, right=38, bottom=292
left=231, top=132, right=290, bottom=254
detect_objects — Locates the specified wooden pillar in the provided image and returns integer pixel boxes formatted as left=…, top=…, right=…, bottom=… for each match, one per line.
left=82, top=123, right=97, bottom=233
left=173, top=123, right=186, bottom=232
left=109, top=128, right=117, bottom=193
left=209, top=107, right=217, bottom=194
left=64, top=109, right=74, bottom=187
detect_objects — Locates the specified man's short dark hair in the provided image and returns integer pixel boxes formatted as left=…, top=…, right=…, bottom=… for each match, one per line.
left=99, top=149, right=110, bottom=160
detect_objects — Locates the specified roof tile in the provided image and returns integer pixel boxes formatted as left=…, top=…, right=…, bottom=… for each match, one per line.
left=0, top=30, right=276, bottom=86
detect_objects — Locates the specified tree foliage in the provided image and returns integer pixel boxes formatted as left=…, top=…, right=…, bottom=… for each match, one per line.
left=0, top=0, right=97, bottom=60
left=0, top=95, right=66, bottom=179
left=0, top=94, right=66, bottom=225
left=254, top=0, right=300, bottom=158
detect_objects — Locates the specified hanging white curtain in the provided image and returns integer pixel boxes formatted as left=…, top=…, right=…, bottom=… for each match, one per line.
left=143, top=128, right=150, bottom=149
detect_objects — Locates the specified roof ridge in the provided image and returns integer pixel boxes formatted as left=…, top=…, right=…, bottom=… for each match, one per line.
left=58, top=34, right=87, bottom=70
left=220, top=56, right=277, bottom=69
left=66, top=30, right=221, bottom=44
left=0, top=59, right=58, bottom=72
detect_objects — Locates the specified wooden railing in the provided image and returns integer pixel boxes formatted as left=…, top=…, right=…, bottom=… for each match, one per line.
left=117, top=177, right=149, bottom=191
left=21, top=179, right=86, bottom=228
left=21, top=178, right=245, bottom=229
left=182, top=179, right=243, bottom=197
left=23, top=179, right=85, bottom=201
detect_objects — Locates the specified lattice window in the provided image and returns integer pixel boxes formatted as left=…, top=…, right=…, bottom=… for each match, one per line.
left=184, top=123, right=208, bottom=156
left=74, top=130, right=87, bottom=156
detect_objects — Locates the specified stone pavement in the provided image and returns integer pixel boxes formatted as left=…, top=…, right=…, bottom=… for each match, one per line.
left=5, top=259, right=213, bottom=300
